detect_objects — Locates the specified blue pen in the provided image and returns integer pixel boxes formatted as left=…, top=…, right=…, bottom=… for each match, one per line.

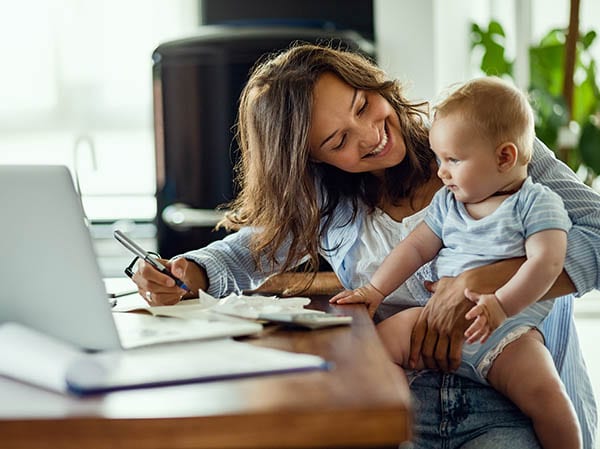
left=114, top=230, right=191, bottom=292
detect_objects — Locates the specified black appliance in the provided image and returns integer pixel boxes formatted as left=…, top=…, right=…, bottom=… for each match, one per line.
left=152, top=25, right=375, bottom=258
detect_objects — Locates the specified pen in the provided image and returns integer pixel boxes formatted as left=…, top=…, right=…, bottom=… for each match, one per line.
left=114, top=230, right=191, bottom=292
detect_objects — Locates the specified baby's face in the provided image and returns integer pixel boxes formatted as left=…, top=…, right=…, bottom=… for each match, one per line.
left=429, top=113, right=504, bottom=204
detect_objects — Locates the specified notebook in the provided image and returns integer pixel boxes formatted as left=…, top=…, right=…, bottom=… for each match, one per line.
left=0, top=322, right=328, bottom=395
left=0, top=165, right=262, bottom=351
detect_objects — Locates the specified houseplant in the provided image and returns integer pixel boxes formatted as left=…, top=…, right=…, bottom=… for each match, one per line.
left=470, top=20, right=600, bottom=178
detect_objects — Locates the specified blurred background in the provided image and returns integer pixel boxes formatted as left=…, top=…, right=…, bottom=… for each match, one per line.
left=0, top=2, right=599, bottom=441
left=1, top=0, right=599, bottom=265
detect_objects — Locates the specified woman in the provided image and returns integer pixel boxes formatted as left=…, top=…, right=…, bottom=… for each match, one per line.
left=132, top=44, right=598, bottom=449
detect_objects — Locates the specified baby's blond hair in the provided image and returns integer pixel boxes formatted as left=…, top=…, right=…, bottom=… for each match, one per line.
left=433, top=77, right=535, bottom=164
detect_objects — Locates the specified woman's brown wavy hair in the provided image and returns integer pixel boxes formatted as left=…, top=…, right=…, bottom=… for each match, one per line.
left=219, top=43, right=433, bottom=286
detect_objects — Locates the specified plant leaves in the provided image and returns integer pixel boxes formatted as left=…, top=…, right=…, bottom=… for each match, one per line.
left=581, top=30, right=597, bottom=49
left=470, top=20, right=512, bottom=76
left=579, top=119, right=600, bottom=173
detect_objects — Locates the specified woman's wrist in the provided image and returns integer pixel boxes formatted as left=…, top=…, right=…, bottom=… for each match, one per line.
left=181, top=258, right=209, bottom=297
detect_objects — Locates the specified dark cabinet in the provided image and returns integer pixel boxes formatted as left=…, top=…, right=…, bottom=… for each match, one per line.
left=153, top=25, right=374, bottom=257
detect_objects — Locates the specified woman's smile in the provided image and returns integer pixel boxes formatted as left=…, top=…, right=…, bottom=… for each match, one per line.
left=362, top=125, right=390, bottom=158
left=309, top=72, right=406, bottom=174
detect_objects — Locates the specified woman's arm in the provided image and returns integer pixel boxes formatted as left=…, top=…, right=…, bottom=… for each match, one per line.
left=132, top=226, right=297, bottom=305
left=529, top=138, right=600, bottom=295
left=181, top=226, right=265, bottom=297
left=408, top=257, right=577, bottom=372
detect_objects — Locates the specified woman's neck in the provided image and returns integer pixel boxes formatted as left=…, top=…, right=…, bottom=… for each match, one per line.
left=379, top=174, right=443, bottom=222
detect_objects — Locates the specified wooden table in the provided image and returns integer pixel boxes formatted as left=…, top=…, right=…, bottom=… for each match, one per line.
left=0, top=296, right=412, bottom=449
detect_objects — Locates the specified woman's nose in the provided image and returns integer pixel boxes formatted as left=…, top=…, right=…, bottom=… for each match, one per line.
left=357, top=120, right=380, bottom=149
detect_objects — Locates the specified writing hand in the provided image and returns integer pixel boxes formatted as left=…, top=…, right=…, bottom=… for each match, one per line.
left=409, top=277, right=473, bottom=372
left=132, top=258, right=207, bottom=306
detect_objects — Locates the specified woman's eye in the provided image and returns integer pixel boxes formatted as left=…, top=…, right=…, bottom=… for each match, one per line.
left=449, top=158, right=460, bottom=164
left=358, top=98, right=368, bottom=115
left=333, top=134, right=346, bottom=150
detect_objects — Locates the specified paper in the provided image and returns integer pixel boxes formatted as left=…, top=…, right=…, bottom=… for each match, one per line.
left=0, top=322, right=328, bottom=395
left=204, top=292, right=314, bottom=320
left=114, top=291, right=316, bottom=321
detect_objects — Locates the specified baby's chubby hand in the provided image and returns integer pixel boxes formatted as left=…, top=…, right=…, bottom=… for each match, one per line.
left=463, top=288, right=508, bottom=344
left=329, top=283, right=386, bottom=317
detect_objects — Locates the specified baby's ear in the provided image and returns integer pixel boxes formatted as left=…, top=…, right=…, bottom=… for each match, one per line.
left=496, top=142, right=518, bottom=171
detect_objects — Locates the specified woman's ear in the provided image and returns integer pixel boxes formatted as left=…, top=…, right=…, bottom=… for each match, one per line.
left=496, top=142, right=518, bottom=172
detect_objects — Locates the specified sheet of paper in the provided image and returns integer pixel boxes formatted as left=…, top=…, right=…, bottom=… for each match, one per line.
left=112, top=313, right=262, bottom=349
left=205, top=292, right=314, bottom=320
left=113, top=291, right=316, bottom=321
left=103, top=277, right=138, bottom=297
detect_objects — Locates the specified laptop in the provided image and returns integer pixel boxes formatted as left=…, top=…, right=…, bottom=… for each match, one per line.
left=0, top=165, right=261, bottom=351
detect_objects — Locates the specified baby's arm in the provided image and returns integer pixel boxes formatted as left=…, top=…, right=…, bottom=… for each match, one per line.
left=330, top=222, right=442, bottom=316
left=464, top=228, right=567, bottom=343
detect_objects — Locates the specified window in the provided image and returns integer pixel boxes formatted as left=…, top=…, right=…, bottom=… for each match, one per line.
left=0, top=0, right=199, bottom=221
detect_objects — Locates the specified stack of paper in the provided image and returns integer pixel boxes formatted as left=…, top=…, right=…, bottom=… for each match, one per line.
left=113, top=292, right=351, bottom=329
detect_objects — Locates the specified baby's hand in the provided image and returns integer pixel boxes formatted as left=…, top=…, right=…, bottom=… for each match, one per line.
left=463, top=289, right=508, bottom=344
left=329, top=283, right=385, bottom=317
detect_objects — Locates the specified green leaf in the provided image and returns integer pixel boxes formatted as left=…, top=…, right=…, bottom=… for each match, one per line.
left=572, top=64, right=599, bottom=124
left=529, top=88, right=569, bottom=153
left=470, top=23, right=483, bottom=48
left=469, top=20, right=512, bottom=77
left=481, top=42, right=511, bottom=76
left=579, top=119, right=600, bottom=173
left=539, top=28, right=566, bottom=46
left=530, top=43, right=564, bottom=95
left=581, top=30, right=597, bottom=49
left=470, top=20, right=600, bottom=170
left=488, top=20, right=506, bottom=37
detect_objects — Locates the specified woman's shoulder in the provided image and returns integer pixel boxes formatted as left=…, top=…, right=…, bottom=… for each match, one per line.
left=519, top=176, right=563, bottom=202
left=516, top=177, right=568, bottom=222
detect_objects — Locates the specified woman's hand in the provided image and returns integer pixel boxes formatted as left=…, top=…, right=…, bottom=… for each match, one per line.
left=408, top=258, right=526, bottom=372
left=408, top=277, right=473, bottom=372
left=132, top=258, right=208, bottom=306
left=329, top=283, right=385, bottom=317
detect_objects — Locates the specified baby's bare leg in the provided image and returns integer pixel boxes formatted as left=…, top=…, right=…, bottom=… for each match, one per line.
left=376, top=307, right=424, bottom=369
left=486, top=329, right=581, bottom=449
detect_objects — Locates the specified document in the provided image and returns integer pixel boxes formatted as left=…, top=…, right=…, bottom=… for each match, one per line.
left=114, top=292, right=352, bottom=329
left=0, top=322, right=329, bottom=395
left=114, top=291, right=347, bottom=320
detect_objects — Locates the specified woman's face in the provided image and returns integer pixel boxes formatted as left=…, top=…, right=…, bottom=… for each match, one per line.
left=308, top=72, right=407, bottom=177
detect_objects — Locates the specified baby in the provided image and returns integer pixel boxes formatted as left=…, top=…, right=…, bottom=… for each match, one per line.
left=331, top=77, right=581, bottom=449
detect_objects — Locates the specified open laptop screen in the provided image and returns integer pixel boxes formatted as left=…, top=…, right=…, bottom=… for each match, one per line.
left=0, top=165, right=121, bottom=350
